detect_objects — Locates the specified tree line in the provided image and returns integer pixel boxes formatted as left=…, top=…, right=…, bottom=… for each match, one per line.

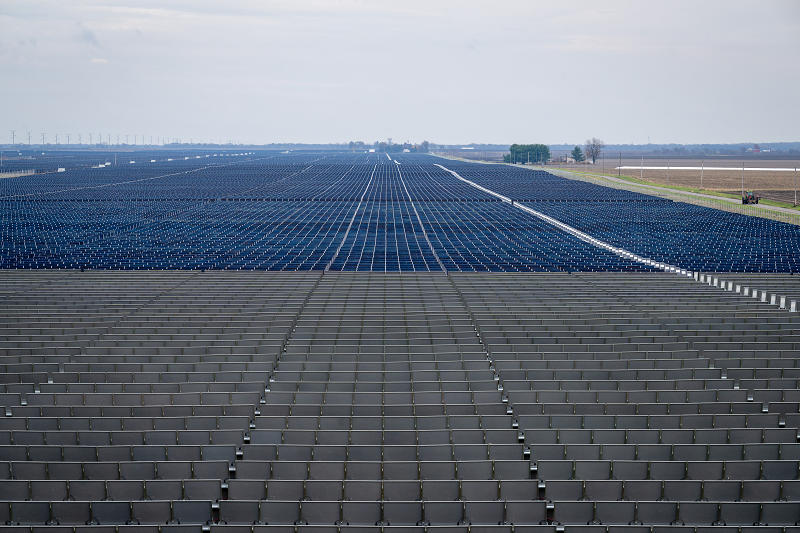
left=562, top=138, right=606, bottom=164
left=503, top=144, right=550, bottom=164
left=349, top=141, right=430, bottom=153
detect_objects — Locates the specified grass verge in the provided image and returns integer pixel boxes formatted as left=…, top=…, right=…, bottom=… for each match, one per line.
left=549, top=168, right=800, bottom=212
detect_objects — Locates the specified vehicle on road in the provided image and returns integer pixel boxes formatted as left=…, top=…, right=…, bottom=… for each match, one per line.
left=742, top=191, right=760, bottom=204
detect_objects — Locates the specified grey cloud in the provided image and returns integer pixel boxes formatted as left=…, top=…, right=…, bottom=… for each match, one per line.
left=0, top=1, right=797, bottom=144
left=76, top=24, right=100, bottom=47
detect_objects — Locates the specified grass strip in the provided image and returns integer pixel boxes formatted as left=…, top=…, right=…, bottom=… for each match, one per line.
left=552, top=168, right=800, bottom=212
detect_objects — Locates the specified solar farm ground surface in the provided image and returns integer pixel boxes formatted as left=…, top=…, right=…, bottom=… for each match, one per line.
left=2, top=151, right=800, bottom=531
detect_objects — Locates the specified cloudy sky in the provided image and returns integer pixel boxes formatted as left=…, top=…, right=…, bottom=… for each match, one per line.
left=1, top=1, right=798, bottom=145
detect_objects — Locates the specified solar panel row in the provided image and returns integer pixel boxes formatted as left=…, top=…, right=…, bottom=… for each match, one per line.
left=3, top=152, right=799, bottom=272
left=0, top=270, right=799, bottom=530
left=1, top=146, right=799, bottom=533
left=437, top=160, right=800, bottom=273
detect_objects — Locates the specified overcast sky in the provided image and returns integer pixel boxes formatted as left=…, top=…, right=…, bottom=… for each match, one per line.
left=2, top=1, right=799, bottom=145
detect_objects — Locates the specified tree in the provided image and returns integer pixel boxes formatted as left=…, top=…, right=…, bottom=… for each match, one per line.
left=369, top=140, right=430, bottom=153
left=584, top=138, right=605, bottom=164
left=504, top=143, right=550, bottom=164
left=571, top=146, right=585, bottom=162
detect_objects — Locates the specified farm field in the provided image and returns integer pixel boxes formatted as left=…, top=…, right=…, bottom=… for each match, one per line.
left=547, top=157, right=800, bottom=204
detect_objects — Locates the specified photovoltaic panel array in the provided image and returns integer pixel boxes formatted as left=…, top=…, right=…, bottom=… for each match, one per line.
left=2, top=151, right=799, bottom=272
left=2, top=150, right=800, bottom=530
left=442, top=161, right=800, bottom=273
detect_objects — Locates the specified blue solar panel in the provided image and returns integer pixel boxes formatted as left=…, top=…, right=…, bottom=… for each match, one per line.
left=437, top=159, right=800, bottom=273
left=1, top=151, right=797, bottom=272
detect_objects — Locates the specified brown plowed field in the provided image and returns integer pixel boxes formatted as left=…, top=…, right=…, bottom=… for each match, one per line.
left=547, top=158, right=800, bottom=205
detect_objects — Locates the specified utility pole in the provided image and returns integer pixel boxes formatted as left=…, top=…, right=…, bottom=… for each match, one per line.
left=89, top=133, right=92, bottom=145
left=28, top=132, right=31, bottom=146
left=67, top=134, right=70, bottom=146
left=794, top=167, right=797, bottom=207
left=117, top=134, right=120, bottom=146
left=10, top=130, right=15, bottom=146
left=42, top=133, right=46, bottom=146
left=55, top=134, right=58, bottom=148
left=701, top=160, right=704, bottom=189
left=78, top=134, right=82, bottom=146
left=741, top=162, right=744, bottom=198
